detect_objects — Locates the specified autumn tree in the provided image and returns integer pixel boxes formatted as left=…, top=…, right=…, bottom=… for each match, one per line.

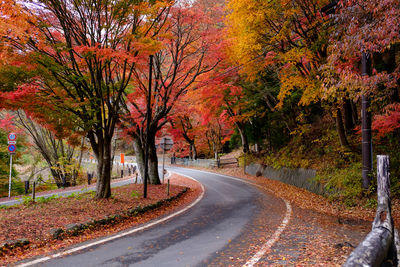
left=0, top=0, right=170, bottom=198
left=119, top=2, right=222, bottom=184
left=225, top=0, right=360, bottom=147
left=168, top=100, right=201, bottom=160
left=0, top=66, right=85, bottom=187
left=15, top=111, right=85, bottom=187
left=322, top=0, right=400, bottom=188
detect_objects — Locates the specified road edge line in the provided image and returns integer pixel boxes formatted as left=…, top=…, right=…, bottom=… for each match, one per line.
left=170, top=167, right=292, bottom=266
left=16, top=175, right=205, bottom=267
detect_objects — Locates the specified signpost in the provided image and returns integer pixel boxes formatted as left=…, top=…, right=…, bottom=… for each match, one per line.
left=7, top=133, right=16, bottom=198
left=160, top=137, right=173, bottom=184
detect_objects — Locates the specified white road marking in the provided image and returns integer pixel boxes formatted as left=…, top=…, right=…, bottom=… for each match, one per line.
left=171, top=167, right=293, bottom=266
left=16, top=174, right=205, bottom=267
left=17, top=167, right=291, bottom=267
left=243, top=200, right=292, bottom=267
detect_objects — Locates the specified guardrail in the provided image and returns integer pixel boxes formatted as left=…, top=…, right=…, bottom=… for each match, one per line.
left=210, top=158, right=239, bottom=168
left=344, top=155, right=400, bottom=266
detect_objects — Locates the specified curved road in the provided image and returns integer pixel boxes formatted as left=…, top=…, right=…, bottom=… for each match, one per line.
left=19, top=166, right=287, bottom=267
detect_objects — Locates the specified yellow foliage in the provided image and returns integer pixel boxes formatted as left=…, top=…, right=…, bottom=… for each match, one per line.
left=225, top=0, right=330, bottom=108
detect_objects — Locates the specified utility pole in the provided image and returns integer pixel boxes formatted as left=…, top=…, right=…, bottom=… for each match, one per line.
left=361, top=51, right=372, bottom=190
left=143, top=55, right=153, bottom=199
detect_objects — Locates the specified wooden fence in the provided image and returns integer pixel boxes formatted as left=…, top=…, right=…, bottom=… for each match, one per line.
left=344, top=155, right=400, bottom=266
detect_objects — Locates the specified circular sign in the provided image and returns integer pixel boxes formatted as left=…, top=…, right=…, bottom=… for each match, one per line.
left=8, top=133, right=16, bottom=141
left=8, top=144, right=16, bottom=153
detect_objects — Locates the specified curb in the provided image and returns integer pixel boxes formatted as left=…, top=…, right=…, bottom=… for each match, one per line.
left=1, top=187, right=188, bottom=256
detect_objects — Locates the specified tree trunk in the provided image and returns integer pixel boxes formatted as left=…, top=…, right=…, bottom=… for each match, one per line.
left=191, top=143, right=197, bottom=160
left=95, top=138, right=112, bottom=199
left=148, top=133, right=161, bottom=185
left=237, top=122, right=249, bottom=153
left=350, top=100, right=358, bottom=125
left=132, top=135, right=160, bottom=185
left=133, top=138, right=146, bottom=181
left=343, top=100, right=354, bottom=133
left=189, top=144, right=193, bottom=160
left=335, top=108, right=350, bottom=147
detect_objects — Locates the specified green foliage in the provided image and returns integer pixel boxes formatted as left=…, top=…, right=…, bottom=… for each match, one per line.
left=237, top=153, right=259, bottom=167
left=35, top=194, right=59, bottom=204
left=315, top=162, right=365, bottom=206
left=375, top=132, right=400, bottom=197
left=21, top=195, right=33, bottom=205
left=131, top=190, right=140, bottom=199
left=0, top=204, right=17, bottom=209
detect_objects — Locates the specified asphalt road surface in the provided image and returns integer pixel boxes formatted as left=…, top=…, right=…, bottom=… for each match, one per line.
left=21, top=166, right=286, bottom=267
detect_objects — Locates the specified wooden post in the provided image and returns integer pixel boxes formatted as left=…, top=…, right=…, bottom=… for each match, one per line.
left=32, top=181, right=36, bottom=202
left=167, top=179, right=170, bottom=196
left=373, top=155, right=392, bottom=231
left=243, top=153, right=247, bottom=174
left=344, top=155, right=398, bottom=266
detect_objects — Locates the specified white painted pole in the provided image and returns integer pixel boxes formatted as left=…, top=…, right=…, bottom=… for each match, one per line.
left=8, top=154, right=12, bottom=198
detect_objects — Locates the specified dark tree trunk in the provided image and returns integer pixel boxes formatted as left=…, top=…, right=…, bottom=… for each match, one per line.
left=93, top=135, right=112, bottom=199
left=343, top=100, right=354, bottom=133
left=351, top=100, right=359, bottom=125
left=132, top=134, right=160, bottom=185
left=148, top=133, right=161, bottom=185
left=335, top=108, right=350, bottom=147
left=189, top=144, right=193, bottom=160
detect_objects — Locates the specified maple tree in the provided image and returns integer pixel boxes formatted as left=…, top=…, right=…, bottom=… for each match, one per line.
left=0, top=66, right=84, bottom=188
left=119, top=1, right=222, bottom=184
left=0, top=0, right=171, bottom=198
left=168, top=100, right=201, bottom=159
left=322, top=0, right=400, bottom=124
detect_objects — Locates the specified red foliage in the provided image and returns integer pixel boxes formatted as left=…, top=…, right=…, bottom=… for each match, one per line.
left=372, top=103, right=400, bottom=139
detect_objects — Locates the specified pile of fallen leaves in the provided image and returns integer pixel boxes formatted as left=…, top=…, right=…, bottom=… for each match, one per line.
left=0, top=174, right=202, bottom=265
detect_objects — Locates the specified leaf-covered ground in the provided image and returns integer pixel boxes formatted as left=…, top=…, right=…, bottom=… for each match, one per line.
left=0, top=174, right=202, bottom=265
left=173, top=165, right=376, bottom=266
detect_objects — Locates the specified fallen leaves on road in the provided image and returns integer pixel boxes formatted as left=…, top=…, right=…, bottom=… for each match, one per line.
left=0, top=174, right=202, bottom=266
left=173, top=165, right=375, bottom=266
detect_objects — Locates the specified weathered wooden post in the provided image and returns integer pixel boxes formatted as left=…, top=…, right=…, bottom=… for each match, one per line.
left=32, top=181, right=36, bottom=202
left=167, top=179, right=170, bottom=196
left=344, top=155, right=398, bottom=266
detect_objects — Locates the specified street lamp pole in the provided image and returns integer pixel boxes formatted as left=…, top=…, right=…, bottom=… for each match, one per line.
left=361, top=51, right=372, bottom=190
left=143, top=55, right=153, bottom=199
left=161, top=137, right=166, bottom=184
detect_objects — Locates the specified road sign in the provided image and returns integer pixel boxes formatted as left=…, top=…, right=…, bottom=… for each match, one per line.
left=8, top=133, right=16, bottom=141
left=160, top=137, right=173, bottom=151
left=8, top=144, right=16, bottom=154
left=7, top=141, right=16, bottom=145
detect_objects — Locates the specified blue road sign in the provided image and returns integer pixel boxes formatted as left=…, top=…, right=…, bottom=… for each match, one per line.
left=8, top=144, right=16, bottom=153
